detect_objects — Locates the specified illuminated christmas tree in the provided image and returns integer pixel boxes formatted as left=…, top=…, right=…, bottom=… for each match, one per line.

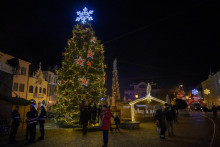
left=53, top=7, right=106, bottom=126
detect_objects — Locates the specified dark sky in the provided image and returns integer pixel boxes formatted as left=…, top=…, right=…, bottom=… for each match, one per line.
left=0, top=0, right=219, bottom=95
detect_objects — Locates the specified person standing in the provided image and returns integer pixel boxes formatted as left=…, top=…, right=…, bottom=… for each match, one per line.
left=8, top=105, right=20, bottom=143
left=28, top=105, right=38, bottom=143
left=79, top=99, right=85, bottom=125
left=81, top=105, right=89, bottom=135
left=88, top=102, right=92, bottom=124
left=26, top=110, right=31, bottom=140
left=155, top=105, right=167, bottom=139
left=212, top=105, right=217, bottom=118
left=100, top=105, right=112, bottom=147
left=97, top=105, right=102, bottom=123
left=38, top=106, right=47, bottom=140
left=114, top=115, right=120, bottom=132
left=165, top=104, right=174, bottom=137
left=92, top=103, right=97, bottom=124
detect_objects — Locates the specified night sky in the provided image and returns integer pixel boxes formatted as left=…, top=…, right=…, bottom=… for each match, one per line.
left=0, top=0, right=219, bottom=95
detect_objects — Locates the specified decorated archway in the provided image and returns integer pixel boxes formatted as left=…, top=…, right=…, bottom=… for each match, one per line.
left=188, top=99, right=207, bottom=107
left=129, top=83, right=166, bottom=121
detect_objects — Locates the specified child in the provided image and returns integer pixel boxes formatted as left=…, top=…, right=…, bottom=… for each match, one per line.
left=114, top=115, right=120, bottom=132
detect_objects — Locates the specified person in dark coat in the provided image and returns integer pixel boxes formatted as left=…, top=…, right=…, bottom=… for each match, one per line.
left=28, top=105, right=38, bottom=143
left=97, top=105, right=102, bottom=123
left=114, top=115, right=120, bottom=132
left=88, top=102, right=92, bottom=124
left=92, top=103, right=97, bottom=124
left=212, top=105, right=217, bottom=118
left=8, top=105, right=20, bottom=143
left=81, top=105, right=89, bottom=135
left=26, top=111, right=31, bottom=140
left=38, top=106, right=47, bottom=140
left=100, top=105, right=112, bottom=147
left=79, top=99, right=85, bottom=125
left=155, top=105, right=167, bottom=139
left=164, top=104, right=174, bottom=136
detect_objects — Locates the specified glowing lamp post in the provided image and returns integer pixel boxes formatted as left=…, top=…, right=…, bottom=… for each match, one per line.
left=135, top=94, right=139, bottom=98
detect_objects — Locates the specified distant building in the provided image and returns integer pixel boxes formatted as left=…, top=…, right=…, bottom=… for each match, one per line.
left=0, top=52, right=31, bottom=99
left=0, top=61, right=13, bottom=97
left=201, top=71, right=220, bottom=108
left=27, top=63, right=48, bottom=110
left=124, top=82, right=160, bottom=101
left=43, top=70, right=58, bottom=110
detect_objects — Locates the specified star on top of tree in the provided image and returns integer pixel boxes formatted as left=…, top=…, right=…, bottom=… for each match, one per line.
left=75, top=56, right=85, bottom=66
left=75, top=7, right=94, bottom=24
left=204, top=89, right=210, bottom=95
left=78, top=78, right=89, bottom=86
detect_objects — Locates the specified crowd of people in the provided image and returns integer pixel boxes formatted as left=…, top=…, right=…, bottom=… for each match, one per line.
left=79, top=100, right=120, bottom=147
left=8, top=104, right=47, bottom=144
left=155, top=103, right=177, bottom=140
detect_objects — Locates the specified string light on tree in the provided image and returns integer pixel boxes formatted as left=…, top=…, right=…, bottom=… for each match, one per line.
left=75, top=7, right=94, bottom=24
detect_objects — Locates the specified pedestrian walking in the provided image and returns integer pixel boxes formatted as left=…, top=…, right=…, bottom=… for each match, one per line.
left=165, top=104, right=175, bottom=137
left=26, top=111, right=31, bottom=140
left=81, top=105, right=89, bottom=135
left=100, top=105, right=112, bottom=147
left=114, top=115, right=120, bottom=132
left=8, top=105, right=20, bottom=143
left=38, top=106, right=47, bottom=140
left=155, top=105, right=167, bottom=139
left=28, top=105, right=38, bottom=143
left=212, top=105, right=217, bottom=118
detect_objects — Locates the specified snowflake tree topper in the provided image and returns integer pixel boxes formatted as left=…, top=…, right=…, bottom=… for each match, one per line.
left=76, top=7, right=94, bottom=24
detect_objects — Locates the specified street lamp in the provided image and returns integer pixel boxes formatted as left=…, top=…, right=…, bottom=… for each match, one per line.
left=135, top=94, right=138, bottom=98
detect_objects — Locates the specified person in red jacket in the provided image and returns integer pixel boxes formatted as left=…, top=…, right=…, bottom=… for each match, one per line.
left=100, top=105, right=112, bottom=147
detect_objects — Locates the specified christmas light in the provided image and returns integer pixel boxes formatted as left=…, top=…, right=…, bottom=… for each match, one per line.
left=204, top=89, right=210, bottom=95
left=76, top=7, right=94, bottom=24
left=192, top=89, right=198, bottom=95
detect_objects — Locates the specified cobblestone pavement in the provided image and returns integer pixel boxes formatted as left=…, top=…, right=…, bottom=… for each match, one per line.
left=0, top=112, right=215, bottom=147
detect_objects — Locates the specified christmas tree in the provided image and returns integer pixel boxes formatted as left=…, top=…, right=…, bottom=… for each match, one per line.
left=53, top=7, right=106, bottom=126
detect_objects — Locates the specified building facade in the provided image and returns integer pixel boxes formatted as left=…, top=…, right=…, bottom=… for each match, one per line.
left=27, top=63, right=48, bottom=110
left=0, top=52, right=31, bottom=99
left=0, top=61, right=13, bottom=97
left=43, top=70, right=58, bottom=110
left=201, top=71, right=220, bottom=108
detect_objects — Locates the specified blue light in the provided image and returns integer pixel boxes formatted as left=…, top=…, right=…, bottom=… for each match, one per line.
left=192, top=89, right=198, bottom=95
left=76, top=7, right=94, bottom=24
left=100, top=98, right=104, bottom=101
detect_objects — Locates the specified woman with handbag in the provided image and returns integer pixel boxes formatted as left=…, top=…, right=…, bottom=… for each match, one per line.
left=100, top=105, right=112, bottom=147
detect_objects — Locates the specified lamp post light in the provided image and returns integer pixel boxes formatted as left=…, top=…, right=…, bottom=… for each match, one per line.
left=135, top=94, right=138, bottom=98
